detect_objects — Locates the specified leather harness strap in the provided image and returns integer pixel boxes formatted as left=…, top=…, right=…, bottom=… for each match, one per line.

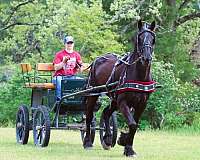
left=115, top=80, right=157, bottom=94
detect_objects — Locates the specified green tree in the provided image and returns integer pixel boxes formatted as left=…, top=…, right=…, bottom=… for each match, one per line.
left=0, top=0, right=123, bottom=64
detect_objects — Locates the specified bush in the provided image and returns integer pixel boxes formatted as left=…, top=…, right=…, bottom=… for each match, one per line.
left=0, top=65, right=31, bottom=126
left=143, top=61, right=200, bottom=129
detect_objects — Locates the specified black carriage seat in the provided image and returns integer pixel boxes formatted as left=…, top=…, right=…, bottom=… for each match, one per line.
left=60, top=79, right=86, bottom=114
left=20, top=63, right=55, bottom=89
left=61, top=79, right=86, bottom=105
left=57, top=78, right=87, bottom=113
left=59, top=78, right=101, bottom=113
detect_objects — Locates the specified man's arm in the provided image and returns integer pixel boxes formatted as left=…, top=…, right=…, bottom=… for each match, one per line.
left=54, top=61, right=65, bottom=71
left=76, top=62, right=83, bottom=72
left=54, top=56, right=70, bottom=71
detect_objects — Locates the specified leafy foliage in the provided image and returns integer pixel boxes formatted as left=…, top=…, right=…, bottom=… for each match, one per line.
left=0, top=65, right=31, bottom=126
left=143, top=61, right=200, bottom=129
left=0, top=0, right=123, bottom=64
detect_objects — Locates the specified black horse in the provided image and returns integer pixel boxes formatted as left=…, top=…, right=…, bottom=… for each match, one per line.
left=83, top=20, right=156, bottom=157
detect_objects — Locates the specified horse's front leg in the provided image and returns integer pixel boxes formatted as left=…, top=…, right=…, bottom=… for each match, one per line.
left=117, top=100, right=137, bottom=157
left=83, top=96, right=98, bottom=149
left=102, top=100, right=117, bottom=150
left=128, top=102, right=147, bottom=155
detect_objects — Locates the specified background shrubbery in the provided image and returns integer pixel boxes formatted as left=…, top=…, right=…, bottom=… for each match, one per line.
left=143, top=61, right=200, bottom=129
left=0, top=66, right=31, bottom=126
left=0, top=0, right=199, bottom=129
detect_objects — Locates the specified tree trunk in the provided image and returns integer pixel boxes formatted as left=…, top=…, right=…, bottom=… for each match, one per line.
left=166, top=0, right=176, bottom=6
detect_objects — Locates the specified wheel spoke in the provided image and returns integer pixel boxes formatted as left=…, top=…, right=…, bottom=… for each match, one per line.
left=33, top=106, right=50, bottom=147
left=35, top=111, right=45, bottom=145
left=20, top=112, right=24, bottom=124
left=17, top=129, right=21, bottom=139
left=37, top=129, right=41, bottom=139
left=16, top=106, right=29, bottom=145
left=39, top=129, right=44, bottom=145
left=19, top=113, right=22, bottom=124
left=38, top=129, right=42, bottom=145
left=19, top=128, right=23, bottom=139
left=41, top=129, right=46, bottom=144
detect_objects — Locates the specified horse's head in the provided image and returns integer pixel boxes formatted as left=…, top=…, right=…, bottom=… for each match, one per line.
left=134, top=20, right=156, bottom=66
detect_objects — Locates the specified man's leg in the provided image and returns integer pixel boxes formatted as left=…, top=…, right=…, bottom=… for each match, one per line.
left=53, top=76, right=62, bottom=100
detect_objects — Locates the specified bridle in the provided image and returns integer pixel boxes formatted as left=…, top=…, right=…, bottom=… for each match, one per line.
left=119, top=29, right=156, bottom=67
left=118, top=29, right=156, bottom=84
left=136, top=29, right=156, bottom=59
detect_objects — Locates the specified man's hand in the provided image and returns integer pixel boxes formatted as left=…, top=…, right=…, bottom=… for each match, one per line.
left=54, top=56, right=70, bottom=71
left=62, top=56, right=70, bottom=63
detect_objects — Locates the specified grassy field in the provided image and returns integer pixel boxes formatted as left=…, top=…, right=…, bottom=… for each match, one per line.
left=0, top=128, right=200, bottom=160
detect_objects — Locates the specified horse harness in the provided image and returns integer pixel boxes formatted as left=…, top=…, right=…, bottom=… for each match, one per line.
left=87, top=28, right=157, bottom=97
left=105, top=53, right=157, bottom=97
left=107, top=28, right=157, bottom=96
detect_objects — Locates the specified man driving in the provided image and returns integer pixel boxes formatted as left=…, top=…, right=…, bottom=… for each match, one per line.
left=53, top=36, right=83, bottom=100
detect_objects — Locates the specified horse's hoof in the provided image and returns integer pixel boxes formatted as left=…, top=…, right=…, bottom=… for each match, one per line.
left=124, top=145, right=137, bottom=157
left=103, top=135, right=112, bottom=146
left=84, top=143, right=93, bottom=150
left=101, top=140, right=111, bottom=150
left=83, top=139, right=93, bottom=149
left=84, top=146, right=93, bottom=150
left=125, top=154, right=137, bottom=158
left=117, top=132, right=128, bottom=146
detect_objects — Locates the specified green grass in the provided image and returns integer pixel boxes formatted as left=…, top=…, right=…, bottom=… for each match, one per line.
left=0, top=128, right=200, bottom=160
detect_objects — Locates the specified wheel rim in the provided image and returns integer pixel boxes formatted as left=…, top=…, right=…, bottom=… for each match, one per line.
left=100, top=117, right=114, bottom=140
left=81, top=126, right=95, bottom=143
left=34, top=111, right=46, bottom=146
left=81, top=118, right=96, bottom=144
left=16, top=110, right=25, bottom=143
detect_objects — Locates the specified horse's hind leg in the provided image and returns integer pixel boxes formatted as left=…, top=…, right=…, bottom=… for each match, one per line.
left=102, top=100, right=117, bottom=150
left=117, top=100, right=137, bottom=157
left=83, top=96, right=98, bottom=149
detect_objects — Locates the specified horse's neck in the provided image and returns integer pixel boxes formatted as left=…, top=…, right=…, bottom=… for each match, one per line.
left=136, top=63, right=152, bottom=81
left=126, top=54, right=152, bottom=82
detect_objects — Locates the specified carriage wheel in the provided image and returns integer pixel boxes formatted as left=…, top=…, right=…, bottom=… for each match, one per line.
left=80, top=116, right=96, bottom=144
left=33, top=105, right=50, bottom=147
left=16, top=105, right=30, bottom=144
left=99, top=111, right=118, bottom=147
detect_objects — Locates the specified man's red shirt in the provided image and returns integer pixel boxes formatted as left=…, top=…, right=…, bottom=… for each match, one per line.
left=53, top=50, right=82, bottom=76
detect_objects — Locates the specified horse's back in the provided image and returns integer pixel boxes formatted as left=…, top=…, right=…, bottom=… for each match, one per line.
left=95, top=53, right=118, bottom=65
left=90, top=53, right=118, bottom=86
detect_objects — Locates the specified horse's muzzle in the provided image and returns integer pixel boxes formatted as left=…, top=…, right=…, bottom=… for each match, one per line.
left=141, top=55, right=152, bottom=65
left=140, top=45, right=153, bottom=65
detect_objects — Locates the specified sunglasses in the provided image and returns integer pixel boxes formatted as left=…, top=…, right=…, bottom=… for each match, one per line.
left=66, top=41, right=73, bottom=44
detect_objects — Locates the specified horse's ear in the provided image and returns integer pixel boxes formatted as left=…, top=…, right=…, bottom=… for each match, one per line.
left=150, top=21, right=156, bottom=31
left=138, top=19, right=143, bottom=30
